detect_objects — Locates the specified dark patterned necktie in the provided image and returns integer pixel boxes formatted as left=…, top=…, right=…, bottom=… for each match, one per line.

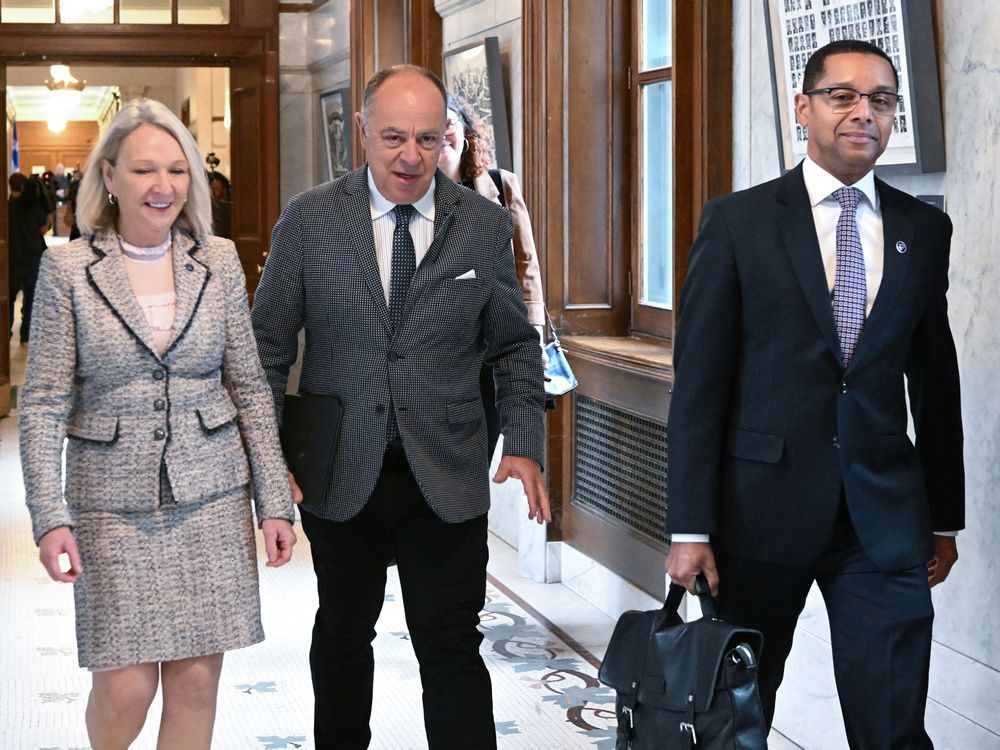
left=386, top=204, right=414, bottom=442
left=832, top=187, right=866, bottom=367
left=388, top=204, right=415, bottom=331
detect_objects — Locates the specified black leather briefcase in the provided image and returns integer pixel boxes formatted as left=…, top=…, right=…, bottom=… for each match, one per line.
left=598, top=575, right=767, bottom=749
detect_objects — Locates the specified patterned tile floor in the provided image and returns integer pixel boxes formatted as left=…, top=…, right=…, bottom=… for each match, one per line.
left=1, top=291, right=802, bottom=749
left=1, top=322, right=623, bottom=749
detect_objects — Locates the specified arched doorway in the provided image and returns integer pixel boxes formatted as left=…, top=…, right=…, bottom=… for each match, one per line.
left=0, top=2, right=278, bottom=416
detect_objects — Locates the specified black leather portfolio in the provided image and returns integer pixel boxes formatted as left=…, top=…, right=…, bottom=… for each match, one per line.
left=280, top=392, right=344, bottom=507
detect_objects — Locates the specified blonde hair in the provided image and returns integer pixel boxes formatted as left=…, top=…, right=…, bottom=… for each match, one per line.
left=76, top=98, right=212, bottom=239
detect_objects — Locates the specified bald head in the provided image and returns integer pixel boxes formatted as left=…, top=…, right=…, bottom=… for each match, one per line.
left=361, top=64, right=447, bottom=125
left=355, top=67, right=448, bottom=204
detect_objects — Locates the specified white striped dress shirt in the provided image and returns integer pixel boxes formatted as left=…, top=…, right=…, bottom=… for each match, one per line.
left=367, top=168, right=436, bottom=304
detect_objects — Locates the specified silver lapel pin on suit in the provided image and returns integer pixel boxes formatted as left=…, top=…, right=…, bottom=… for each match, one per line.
left=896, top=240, right=907, bottom=254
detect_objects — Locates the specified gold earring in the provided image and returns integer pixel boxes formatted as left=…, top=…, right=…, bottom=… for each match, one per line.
left=107, top=192, right=118, bottom=205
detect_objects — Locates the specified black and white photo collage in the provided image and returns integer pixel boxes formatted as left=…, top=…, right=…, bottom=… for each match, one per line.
left=783, top=0, right=909, bottom=143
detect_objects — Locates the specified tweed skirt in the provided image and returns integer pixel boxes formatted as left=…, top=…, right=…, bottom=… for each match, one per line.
left=71, top=483, right=264, bottom=670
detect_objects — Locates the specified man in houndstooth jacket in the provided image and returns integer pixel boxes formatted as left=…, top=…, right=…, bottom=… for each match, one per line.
left=251, top=65, right=550, bottom=749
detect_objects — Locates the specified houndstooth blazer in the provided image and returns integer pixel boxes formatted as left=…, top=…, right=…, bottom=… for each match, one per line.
left=19, top=229, right=294, bottom=544
left=251, top=166, right=546, bottom=524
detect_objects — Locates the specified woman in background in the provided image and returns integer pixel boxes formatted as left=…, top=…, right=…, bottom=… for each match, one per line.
left=20, top=99, right=296, bottom=750
left=438, top=92, right=547, bottom=456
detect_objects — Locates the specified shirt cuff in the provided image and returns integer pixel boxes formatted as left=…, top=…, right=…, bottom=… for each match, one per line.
left=671, top=533, right=710, bottom=544
left=934, top=530, right=958, bottom=537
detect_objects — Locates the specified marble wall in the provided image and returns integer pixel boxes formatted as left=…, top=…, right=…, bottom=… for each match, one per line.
left=278, top=0, right=350, bottom=208
left=733, top=0, right=1000, bottom=673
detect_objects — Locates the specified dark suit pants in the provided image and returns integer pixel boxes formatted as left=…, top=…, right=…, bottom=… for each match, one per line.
left=714, top=512, right=934, bottom=750
left=8, top=259, right=39, bottom=342
left=300, top=440, right=495, bottom=750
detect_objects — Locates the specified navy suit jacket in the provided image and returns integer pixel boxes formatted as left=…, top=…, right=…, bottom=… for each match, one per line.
left=665, top=163, right=964, bottom=572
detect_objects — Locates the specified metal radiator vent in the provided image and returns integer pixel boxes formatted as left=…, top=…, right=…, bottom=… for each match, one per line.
left=573, top=395, right=668, bottom=546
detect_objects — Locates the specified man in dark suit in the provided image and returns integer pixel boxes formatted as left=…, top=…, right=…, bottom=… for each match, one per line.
left=251, top=65, right=549, bottom=749
left=665, top=41, right=963, bottom=748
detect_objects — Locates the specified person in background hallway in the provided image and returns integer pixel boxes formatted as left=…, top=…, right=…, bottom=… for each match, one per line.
left=252, top=65, right=549, bottom=749
left=53, top=162, right=70, bottom=237
left=665, top=40, right=963, bottom=748
left=208, top=170, right=232, bottom=239
left=65, top=169, right=83, bottom=241
left=19, top=98, right=297, bottom=750
left=40, top=169, right=57, bottom=234
left=7, top=172, right=49, bottom=343
left=437, top=92, right=547, bottom=457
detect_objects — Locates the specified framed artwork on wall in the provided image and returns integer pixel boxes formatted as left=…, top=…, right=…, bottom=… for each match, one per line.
left=319, top=86, right=351, bottom=181
left=764, top=0, right=944, bottom=174
left=443, top=36, right=512, bottom=171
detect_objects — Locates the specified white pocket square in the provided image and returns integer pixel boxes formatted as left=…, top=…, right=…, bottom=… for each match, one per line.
left=454, top=269, right=477, bottom=280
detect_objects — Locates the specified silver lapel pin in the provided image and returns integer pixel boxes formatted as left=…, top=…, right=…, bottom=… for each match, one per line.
left=896, top=240, right=907, bottom=254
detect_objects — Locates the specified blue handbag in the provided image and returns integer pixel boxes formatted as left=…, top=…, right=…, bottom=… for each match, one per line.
left=544, top=310, right=578, bottom=399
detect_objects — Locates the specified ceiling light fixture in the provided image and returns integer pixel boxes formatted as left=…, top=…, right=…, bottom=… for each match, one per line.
left=46, top=65, right=87, bottom=133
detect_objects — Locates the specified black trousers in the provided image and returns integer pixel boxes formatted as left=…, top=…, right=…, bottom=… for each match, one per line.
left=8, top=259, right=40, bottom=342
left=300, top=440, right=496, bottom=750
left=714, top=504, right=934, bottom=750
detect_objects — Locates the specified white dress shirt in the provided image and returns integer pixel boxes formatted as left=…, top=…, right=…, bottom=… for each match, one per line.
left=671, top=158, right=955, bottom=544
left=367, top=167, right=436, bottom=304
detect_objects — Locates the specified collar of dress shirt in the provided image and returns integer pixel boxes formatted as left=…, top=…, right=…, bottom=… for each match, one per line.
left=802, top=155, right=879, bottom=213
left=366, top=166, right=436, bottom=223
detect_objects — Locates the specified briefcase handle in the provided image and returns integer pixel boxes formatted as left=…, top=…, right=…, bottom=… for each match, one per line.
left=658, top=573, right=719, bottom=629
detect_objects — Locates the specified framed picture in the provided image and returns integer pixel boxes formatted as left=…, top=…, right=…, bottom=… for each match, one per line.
left=443, top=36, right=513, bottom=171
left=764, top=0, right=944, bottom=174
left=319, top=87, right=351, bottom=181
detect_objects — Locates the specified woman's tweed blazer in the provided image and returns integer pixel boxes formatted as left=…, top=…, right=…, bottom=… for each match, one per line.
left=20, top=229, right=294, bottom=544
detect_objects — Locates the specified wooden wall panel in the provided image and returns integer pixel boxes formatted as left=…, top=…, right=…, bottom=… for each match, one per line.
left=13, top=121, right=99, bottom=174
left=565, top=0, right=613, bottom=308
left=230, top=51, right=279, bottom=297
left=526, top=0, right=629, bottom=338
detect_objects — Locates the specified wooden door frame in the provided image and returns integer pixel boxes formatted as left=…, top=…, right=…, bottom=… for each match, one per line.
left=1, top=66, right=8, bottom=416
left=0, top=17, right=279, bottom=417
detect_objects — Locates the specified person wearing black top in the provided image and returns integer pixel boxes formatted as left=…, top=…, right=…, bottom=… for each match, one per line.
left=8, top=172, right=50, bottom=342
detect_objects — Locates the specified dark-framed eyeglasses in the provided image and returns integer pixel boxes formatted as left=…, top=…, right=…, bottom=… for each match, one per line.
left=804, top=87, right=902, bottom=116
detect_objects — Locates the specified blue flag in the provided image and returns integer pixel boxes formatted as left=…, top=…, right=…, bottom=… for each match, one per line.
left=10, top=118, right=18, bottom=172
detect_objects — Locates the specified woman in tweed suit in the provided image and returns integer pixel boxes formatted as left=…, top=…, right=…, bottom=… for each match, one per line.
left=437, top=93, right=547, bottom=455
left=19, top=99, right=296, bottom=749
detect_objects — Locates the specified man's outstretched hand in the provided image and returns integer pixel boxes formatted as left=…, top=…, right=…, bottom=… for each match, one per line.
left=493, top=456, right=551, bottom=524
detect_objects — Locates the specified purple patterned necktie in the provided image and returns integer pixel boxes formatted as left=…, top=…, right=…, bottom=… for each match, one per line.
left=832, top=187, right=866, bottom=367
